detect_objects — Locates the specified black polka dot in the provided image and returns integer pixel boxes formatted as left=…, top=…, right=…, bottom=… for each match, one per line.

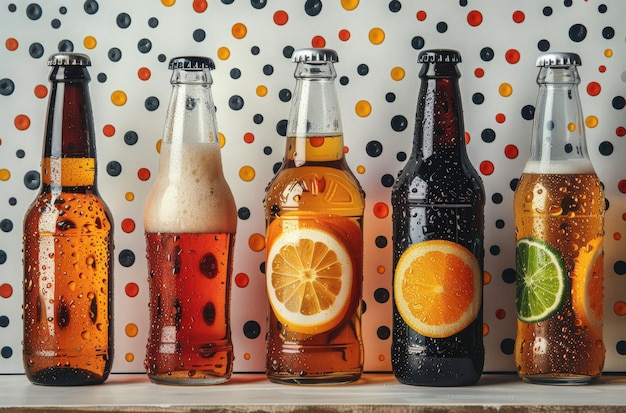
left=272, top=162, right=282, bottom=174
left=253, top=114, right=264, bottom=124
left=543, top=6, right=553, bottom=15
left=481, top=128, right=496, bottom=143
left=106, top=161, right=122, bottom=177
left=411, top=36, right=425, bottom=50
left=116, top=12, right=131, bottom=28
left=472, top=93, right=485, bottom=105
left=148, top=17, right=159, bottom=28
left=84, top=0, right=99, bottom=15
left=599, top=141, right=613, bottom=156
left=243, top=320, right=261, bottom=339
left=509, top=178, right=519, bottom=191
left=26, top=3, right=42, bottom=20
left=366, top=140, right=383, bottom=157
left=490, top=245, right=500, bottom=256
left=339, top=76, right=349, bottom=85
left=144, top=96, right=159, bottom=111
left=495, top=219, right=505, bottom=229
left=377, top=326, right=391, bottom=340
left=237, top=207, right=250, bottom=220
left=251, top=0, right=267, bottom=9
left=263, top=146, right=272, bottom=155
left=278, top=88, right=291, bottom=102
left=521, top=105, right=535, bottom=120
left=388, top=0, right=401, bottom=12
left=480, top=47, right=494, bottom=62
left=282, top=46, right=294, bottom=59
left=396, top=151, right=407, bottom=162
left=614, top=260, right=626, bottom=275
left=8, top=197, right=17, bottom=206
left=357, top=64, right=369, bottom=76
left=537, top=39, right=550, bottom=52
left=29, top=42, right=45, bottom=59
left=124, top=131, right=138, bottom=145
left=381, top=174, right=395, bottom=188
left=374, top=288, right=390, bottom=303
left=229, top=95, right=244, bottom=110
left=0, top=250, right=6, bottom=264
left=0, top=79, right=15, bottom=96
left=602, top=27, right=615, bottom=40
left=0, top=219, right=13, bottom=233
left=230, top=68, right=241, bottom=79
left=193, top=29, right=206, bottom=42
left=108, top=48, right=122, bottom=62
left=23, top=171, right=40, bottom=190
left=491, top=192, right=503, bottom=204
left=59, top=6, right=67, bottom=14
left=15, top=150, right=24, bottom=158
left=251, top=46, right=260, bottom=55
left=58, top=39, right=74, bottom=52
left=436, top=22, right=448, bottom=33
left=568, top=24, right=587, bottom=42
left=612, top=96, right=625, bottom=110
left=0, top=315, right=9, bottom=328
left=221, top=0, right=234, bottom=4
left=1, top=347, right=12, bottom=359
left=158, top=54, right=167, bottom=63
left=118, top=249, right=135, bottom=267
left=502, top=268, right=516, bottom=284
left=375, top=236, right=388, bottom=248
left=598, top=4, right=607, bottom=13
left=8, top=4, right=17, bottom=12
left=275, top=119, right=287, bottom=136
left=137, top=38, right=152, bottom=53
left=263, top=64, right=274, bottom=75
left=97, top=73, right=107, bottom=83
left=51, top=19, right=61, bottom=29
left=304, top=0, right=322, bottom=16
left=500, top=338, right=515, bottom=355
left=459, top=0, right=468, bottom=5
left=385, top=92, right=396, bottom=103
left=616, top=341, right=626, bottom=355
left=390, top=115, right=407, bottom=132
left=564, top=0, right=573, bottom=7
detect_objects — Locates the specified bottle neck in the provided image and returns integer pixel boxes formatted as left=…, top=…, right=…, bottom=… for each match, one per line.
left=42, top=65, right=96, bottom=189
left=413, top=62, right=467, bottom=161
left=284, top=61, right=344, bottom=166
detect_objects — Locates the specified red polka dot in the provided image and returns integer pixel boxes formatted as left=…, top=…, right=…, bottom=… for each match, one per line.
left=416, top=10, right=427, bottom=21
left=373, top=202, right=389, bottom=219
left=121, top=218, right=136, bottom=233
left=0, top=283, right=13, bottom=298
left=614, top=232, right=622, bottom=241
left=467, top=10, right=483, bottom=26
left=244, top=132, right=255, bottom=143
left=586, top=81, right=601, bottom=96
left=193, top=0, right=207, bottom=13
left=512, top=10, right=525, bottom=23
left=504, top=144, right=519, bottom=159
left=495, top=309, right=506, bottom=319
left=465, top=132, right=471, bottom=144
left=618, top=180, right=626, bottom=194
left=138, top=168, right=151, bottom=181
left=125, top=282, right=139, bottom=297
left=616, top=126, right=626, bottom=137
left=5, top=38, right=18, bottom=51
left=311, top=36, right=326, bottom=48
left=103, top=124, right=116, bottom=137
left=14, top=114, right=30, bottom=131
left=598, top=65, right=606, bottom=73
left=505, top=49, right=520, bottom=64
left=495, top=113, right=506, bottom=123
left=338, top=29, right=351, bottom=41
left=235, top=273, right=249, bottom=288
left=309, top=136, right=324, bottom=147
left=273, top=10, right=288, bottom=25
left=34, top=84, right=48, bottom=98
left=479, top=160, right=494, bottom=175
left=622, top=213, right=626, bottom=221
left=138, top=67, right=151, bottom=81
left=474, top=68, right=484, bottom=78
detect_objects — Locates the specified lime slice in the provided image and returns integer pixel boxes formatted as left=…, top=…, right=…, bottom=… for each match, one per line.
left=515, top=237, right=567, bottom=323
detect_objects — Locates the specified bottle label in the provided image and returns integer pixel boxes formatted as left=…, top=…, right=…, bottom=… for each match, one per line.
left=42, top=158, right=95, bottom=187
left=265, top=213, right=362, bottom=335
left=393, top=239, right=482, bottom=338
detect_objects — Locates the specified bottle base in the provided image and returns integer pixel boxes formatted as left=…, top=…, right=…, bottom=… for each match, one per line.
left=519, top=374, right=599, bottom=385
left=392, top=356, right=482, bottom=387
left=148, top=371, right=231, bottom=385
left=26, top=367, right=109, bottom=386
left=267, top=371, right=362, bottom=385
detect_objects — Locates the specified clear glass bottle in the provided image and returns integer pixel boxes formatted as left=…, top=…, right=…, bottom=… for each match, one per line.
left=143, top=56, right=237, bottom=385
left=514, top=52, right=605, bottom=384
left=23, top=52, right=114, bottom=385
left=264, top=48, right=365, bottom=384
left=391, top=49, right=485, bottom=386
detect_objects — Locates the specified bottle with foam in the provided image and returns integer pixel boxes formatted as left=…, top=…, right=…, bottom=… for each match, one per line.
left=143, top=56, right=237, bottom=385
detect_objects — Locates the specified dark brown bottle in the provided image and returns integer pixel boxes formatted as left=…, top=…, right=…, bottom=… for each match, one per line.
left=23, top=53, right=113, bottom=385
left=391, top=49, right=485, bottom=386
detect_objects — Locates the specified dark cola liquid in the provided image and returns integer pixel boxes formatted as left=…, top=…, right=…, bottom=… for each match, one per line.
left=392, top=162, right=484, bottom=386
left=145, top=232, right=234, bottom=384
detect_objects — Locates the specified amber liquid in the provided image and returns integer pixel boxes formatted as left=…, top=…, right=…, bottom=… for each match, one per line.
left=264, top=135, right=364, bottom=384
left=145, top=232, right=235, bottom=384
left=514, top=166, right=604, bottom=384
left=23, top=159, right=113, bottom=385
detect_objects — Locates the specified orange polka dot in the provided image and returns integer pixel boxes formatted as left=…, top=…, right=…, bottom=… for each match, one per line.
left=273, top=10, right=288, bottom=25
left=495, top=113, right=506, bottom=123
left=111, top=90, right=127, bottom=106
left=483, top=271, right=491, bottom=285
left=138, top=67, right=151, bottom=81
left=193, top=0, right=207, bottom=13
left=125, top=323, right=138, bottom=337
left=338, top=29, right=350, bottom=41
left=103, top=124, right=116, bottom=137
left=368, top=27, right=385, bottom=45
left=14, top=114, right=30, bottom=131
left=125, top=282, right=139, bottom=297
left=505, top=49, right=520, bottom=64
left=0, top=169, right=10, bottom=181
left=5, top=38, right=18, bottom=51
left=483, top=323, right=489, bottom=336
left=217, top=47, right=230, bottom=60
left=125, top=353, right=135, bottom=362
left=161, top=0, right=175, bottom=6
left=243, top=132, right=255, bottom=143
left=376, top=265, right=385, bottom=274
left=355, top=100, right=372, bottom=117
left=239, top=165, right=255, bottom=182
left=243, top=353, right=251, bottom=360
left=311, top=36, right=326, bottom=48
left=587, top=82, right=601, bottom=96
left=125, top=192, right=135, bottom=202
left=232, top=23, right=247, bottom=39
left=34, top=84, right=48, bottom=98
left=121, top=218, right=136, bottom=233
left=614, top=301, right=626, bottom=316
left=378, top=354, right=385, bottom=362
left=373, top=202, right=389, bottom=219
left=0, top=283, right=13, bottom=298
left=248, top=233, right=265, bottom=252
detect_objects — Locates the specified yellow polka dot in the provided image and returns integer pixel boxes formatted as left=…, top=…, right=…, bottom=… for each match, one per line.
left=368, top=27, right=385, bottom=45
left=232, top=23, right=247, bottom=39
left=356, top=165, right=365, bottom=174
left=390, top=66, right=405, bottom=81
left=585, top=115, right=598, bottom=128
left=111, top=90, right=127, bottom=106
left=156, top=139, right=162, bottom=153
left=218, top=132, right=225, bottom=147
left=0, top=169, right=10, bottom=181
left=355, top=100, right=372, bottom=117
left=256, top=85, right=268, bottom=97
left=125, top=353, right=135, bottom=362
left=567, top=122, right=576, bottom=132
left=498, top=83, right=513, bottom=97
left=161, top=0, right=175, bottom=6
left=125, top=192, right=135, bottom=202
left=604, top=49, right=613, bottom=58
left=239, top=165, right=256, bottom=182
left=83, top=36, right=97, bottom=49
left=248, top=233, right=266, bottom=252
left=341, top=0, right=359, bottom=10
left=217, top=47, right=230, bottom=60
left=125, top=323, right=138, bottom=337
left=483, top=271, right=492, bottom=285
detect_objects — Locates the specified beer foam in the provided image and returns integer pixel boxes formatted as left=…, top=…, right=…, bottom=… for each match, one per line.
left=144, top=142, right=237, bottom=233
left=522, top=159, right=596, bottom=174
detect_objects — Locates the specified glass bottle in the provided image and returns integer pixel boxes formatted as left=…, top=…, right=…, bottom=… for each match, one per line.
left=23, top=52, right=114, bottom=385
left=391, top=49, right=485, bottom=386
left=514, top=52, right=605, bottom=384
left=264, top=48, right=365, bottom=384
left=143, top=56, right=237, bottom=385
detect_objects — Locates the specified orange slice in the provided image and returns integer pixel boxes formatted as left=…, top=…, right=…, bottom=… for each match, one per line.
left=266, top=225, right=352, bottom=334
left=572, top=238, right=603, bottom=331
left=394, top=240, right=482, bottom=338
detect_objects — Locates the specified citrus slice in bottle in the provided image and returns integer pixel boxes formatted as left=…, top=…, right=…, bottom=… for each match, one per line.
left=266, top=226, right=352, bottom=334
left=393, top=240, right=482, bottom=339
left=572, top=238, right=603, bottom=331
left=515, top=237, right=567, bottom=323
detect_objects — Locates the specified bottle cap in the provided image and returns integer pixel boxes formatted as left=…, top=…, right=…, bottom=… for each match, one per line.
left=169, top=56, right=215, bottom=70
left=292, top=48, right=339, bottom=63
left=536, top=52, right=581, bottom=67
left=418, top=49, right=461, bottom=64
left=48, top=52, right=91, bottom=66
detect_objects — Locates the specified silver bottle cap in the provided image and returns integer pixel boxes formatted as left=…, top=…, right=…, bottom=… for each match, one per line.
left=536, top=52, right=581, bottom=67
left=169, top=56, right=215, bottom=70
left=292, top=48, right=338, bottom=63
left=48, top=52, right=91, bottom=66
left=418, top=49, right=462, bottom=64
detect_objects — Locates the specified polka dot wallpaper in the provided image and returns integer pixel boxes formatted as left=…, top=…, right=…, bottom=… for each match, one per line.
left=1, top=0, right=626, bottom=374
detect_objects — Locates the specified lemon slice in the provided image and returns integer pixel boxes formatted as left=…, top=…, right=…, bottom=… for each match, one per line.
left=266, top=227, right=352, bottom=334
left=394, top=240, right=482, bottom=339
